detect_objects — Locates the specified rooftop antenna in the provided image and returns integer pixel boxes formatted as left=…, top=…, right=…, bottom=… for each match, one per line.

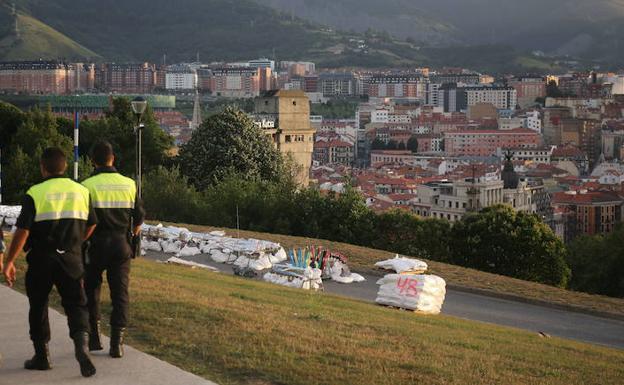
left=163, top=53, right=166, bottom=67
left=12, top=2, right=19, bottom=38
left=196, top=51, right=200, bottom=64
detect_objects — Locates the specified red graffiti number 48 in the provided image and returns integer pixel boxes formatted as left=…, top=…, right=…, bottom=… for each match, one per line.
left=396, top=277, right=419, bottom=297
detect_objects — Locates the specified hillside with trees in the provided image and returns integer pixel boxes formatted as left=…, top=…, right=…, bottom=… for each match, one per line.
left=0, top=0, right=558, bottom=73
left=257, top=0, right=624, bottom=66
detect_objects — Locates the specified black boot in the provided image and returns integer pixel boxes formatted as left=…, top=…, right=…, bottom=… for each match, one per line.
left=72, top=332, right=96, bottom=377
left=24, top=341, right=52, bottom=370
left=89, top=320, right=103, bottom=351
left=109, top=328, right=125, bottom=358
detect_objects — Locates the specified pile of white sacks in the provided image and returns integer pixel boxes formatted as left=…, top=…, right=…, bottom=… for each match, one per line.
left=263, top=265, right=324, bottom=291
left=374, top=255, right=446, bottom=315
left=142, top=224, right=363, bottom=290
left=142, top=224, right=288, bottom=271
left=0, top=205, right=21, bottom=230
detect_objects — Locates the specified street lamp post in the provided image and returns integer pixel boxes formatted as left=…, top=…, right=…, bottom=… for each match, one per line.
left=131, top=96, right=147, bottom=198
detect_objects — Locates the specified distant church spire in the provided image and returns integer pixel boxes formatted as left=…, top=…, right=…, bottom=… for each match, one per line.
left=191, top=88, right=202, bottom=130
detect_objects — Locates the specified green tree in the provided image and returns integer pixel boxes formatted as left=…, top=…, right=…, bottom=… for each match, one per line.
left=202, top=175, right=296, bottom=234
left=0, top=101, right=25, bottom=149
left=178, top=107, right=286, bottom=189
left=371, top=209, right=451, bottom=260
left=407, top=135, right=419, bottom=153
left=142, top=166, right=206, bottom=223
left=78, top=97, right=173, bottom=177
left=397, top=141, right=406, bottom=151
left=567, top=225, right=624, bottom=297
left=450, top=205, right=570, bottom=287
left=3, top=107, right=76, bottom=202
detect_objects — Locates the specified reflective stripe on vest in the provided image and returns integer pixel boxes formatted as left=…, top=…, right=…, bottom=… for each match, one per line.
left=27, top=178, right=90, bottom=223
left=82, top=173, right=136, bottom=209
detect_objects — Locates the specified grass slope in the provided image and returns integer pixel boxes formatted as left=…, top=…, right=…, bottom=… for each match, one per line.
left=9, top=258, right=624, bottom=385
left=0, top=12, right=99, bottom=61
left=160, top=222, right=624, bottom=319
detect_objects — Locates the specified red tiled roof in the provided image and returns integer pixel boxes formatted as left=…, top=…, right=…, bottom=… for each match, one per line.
left=314, top=140, right=353, bottom=148
left=446, top=128, right=538, bottom=135
left=552, top=191, right=624, bottom=204
left=387, top=193, right=417, bottom=201
left=552, top=145, right=586, bottom=158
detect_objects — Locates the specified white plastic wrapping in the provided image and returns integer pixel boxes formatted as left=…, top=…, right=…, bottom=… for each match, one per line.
left=141, top=224, right=285, bottom=271
left=0, top=205, right=22, bottom=229
left=176, top=245, right=201, bottom=257
left=263, top=267, right=323, bottom=290
left=375, top=255, right=428, bottom=274
left=166, top=257, right=219, bottom=272
left=375, top=274, right=446, bottom=315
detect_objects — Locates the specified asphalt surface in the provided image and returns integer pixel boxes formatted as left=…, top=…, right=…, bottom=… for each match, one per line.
left=149, top=251, right=624, bottom=350
left=0, top=284, right=217, bottom=385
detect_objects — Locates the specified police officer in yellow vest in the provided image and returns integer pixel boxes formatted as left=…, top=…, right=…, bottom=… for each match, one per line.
left=82, top=141, right=145, bottom=358
left=2, top=147, right=97, bottom=377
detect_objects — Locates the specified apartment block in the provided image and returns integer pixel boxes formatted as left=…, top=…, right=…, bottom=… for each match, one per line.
left=0, top=61, right=95, bottom=94
left=95, top=62, right=157, bottom=93
left=444, top=129, right=541, bottom=157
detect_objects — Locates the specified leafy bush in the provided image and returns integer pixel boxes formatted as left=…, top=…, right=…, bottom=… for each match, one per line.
left=567, top=225, right=624, bottom=297
left=449, top=205, right=570, bottom=287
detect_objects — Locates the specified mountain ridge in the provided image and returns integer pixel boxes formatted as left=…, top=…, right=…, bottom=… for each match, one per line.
left=0, top=0, right=570, bottom=73
left=254, top=0, right=624, bottom=64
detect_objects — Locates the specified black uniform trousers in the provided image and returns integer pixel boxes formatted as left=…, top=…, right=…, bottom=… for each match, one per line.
left=25, top=252, right=89, bottom=342
left=84, top=233, right=131, bottom=328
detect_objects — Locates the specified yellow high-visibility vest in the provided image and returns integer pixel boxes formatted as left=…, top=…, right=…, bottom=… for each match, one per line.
left=27, top=178, right=90, bottom=222
left=82, top=173, right=136, bottom=209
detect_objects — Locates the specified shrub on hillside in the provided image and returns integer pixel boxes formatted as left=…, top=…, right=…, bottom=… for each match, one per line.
left=449, top=205, right=570, bottom=287
left=567, top=225, right=624, bottom=297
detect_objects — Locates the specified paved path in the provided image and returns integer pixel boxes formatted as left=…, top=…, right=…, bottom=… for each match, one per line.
left=0, top=284, right=217, bottom=385
left=147, top=251, right=624, bottom=350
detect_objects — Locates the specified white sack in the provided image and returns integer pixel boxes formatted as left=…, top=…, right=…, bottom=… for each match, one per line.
left=375, top=274, right=446, bottom=315
left=375, top=255, right=428, bottom=274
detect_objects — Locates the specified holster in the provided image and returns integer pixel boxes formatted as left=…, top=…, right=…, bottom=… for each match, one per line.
left=82, top=240, right=91, bottom=265
left=129, top=232, right=141, bottom=259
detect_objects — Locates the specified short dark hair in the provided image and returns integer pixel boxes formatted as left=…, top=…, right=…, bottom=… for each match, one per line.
left=41, top=147, right=67, bottom=175
left=91, top=141, right=114, bottom=166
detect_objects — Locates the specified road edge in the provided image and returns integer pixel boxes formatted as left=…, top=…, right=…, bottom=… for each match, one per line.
left=446, top=284, right=624, bottom=322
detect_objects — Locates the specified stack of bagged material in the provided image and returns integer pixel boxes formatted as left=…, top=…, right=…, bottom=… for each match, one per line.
left=141, top=223, right=287, bottom=271
left=375, top=274, right=446, bottom=314
left=375, top=254, right=428, bottom=274
left=0, top=205, right=21, bottom=229
left=262, top=264, right=323, bottom=291
left=374, top=255, right=446, bottom=315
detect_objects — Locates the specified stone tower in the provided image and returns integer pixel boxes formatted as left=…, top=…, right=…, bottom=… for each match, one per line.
left=253, top=90, right=316, bottom=186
